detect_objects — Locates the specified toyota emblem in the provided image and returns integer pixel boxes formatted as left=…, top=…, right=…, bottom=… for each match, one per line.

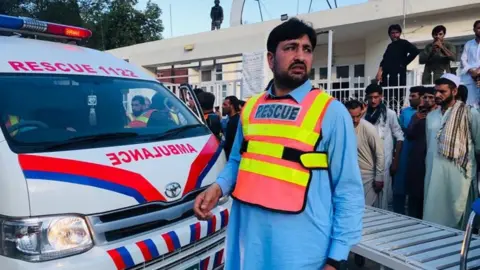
left=165, top=182, right=182, bottom=198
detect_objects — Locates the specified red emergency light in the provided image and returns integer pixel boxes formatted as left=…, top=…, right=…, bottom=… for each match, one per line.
left=0, top=14, right=92, bottom=40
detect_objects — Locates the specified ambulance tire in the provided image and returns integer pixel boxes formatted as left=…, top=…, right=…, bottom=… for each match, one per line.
left=354, top=254, right=365, bottom=268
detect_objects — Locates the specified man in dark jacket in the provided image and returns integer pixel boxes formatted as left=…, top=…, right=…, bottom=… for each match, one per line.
left=210, top=0, right=223, bottom=30
left=376, top=24, right=419, bottom=87
left=197, top=91, right=222, bottom=140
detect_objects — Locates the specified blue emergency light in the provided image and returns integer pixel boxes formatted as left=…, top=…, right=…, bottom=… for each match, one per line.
left=0, top=14, right=92, bottom=40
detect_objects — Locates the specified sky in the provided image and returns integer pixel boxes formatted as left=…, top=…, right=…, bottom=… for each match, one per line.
left=136, top=0, right=366, bottom=39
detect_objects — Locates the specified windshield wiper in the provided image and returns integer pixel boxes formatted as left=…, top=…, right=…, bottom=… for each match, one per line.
left=42, top=132, right=140, bottom=151
left=142, top=124, right=206, bottom=141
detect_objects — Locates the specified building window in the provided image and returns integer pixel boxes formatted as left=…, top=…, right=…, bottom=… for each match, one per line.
left=222, top=85, right=227, bottom=98
left=354, top=64, right=365, bottom=78
left=309, top=68, right=315, bottom=80
left=336, top=66, right=349, bottom=79
left=319, top=67, right=328, bottom=79
left=216, top=65, right=223, bottom=81
left=201, top=70, right=212, bottom=82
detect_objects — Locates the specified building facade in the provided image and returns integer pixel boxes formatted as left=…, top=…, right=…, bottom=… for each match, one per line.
left=108, top=0, right=480, bottom=107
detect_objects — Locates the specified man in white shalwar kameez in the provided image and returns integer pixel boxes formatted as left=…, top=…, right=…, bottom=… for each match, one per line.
left=424, top=74, right=480, bottom=229
left=364, top=83, right=404, bottom=210
left=460, top=21, right=480, bottom=108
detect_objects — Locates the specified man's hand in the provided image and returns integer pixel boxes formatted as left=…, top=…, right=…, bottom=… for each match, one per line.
left=416, top=111, right=427, bottom=120
left=323, top=264, right=336, bottom=270
left=390, top=161, right=398, bottom=176
left=193, top=183, right=223, bottom=220
left=376, top=70, right=383, bottom=83
left=373, top=181, right=384, bottom=193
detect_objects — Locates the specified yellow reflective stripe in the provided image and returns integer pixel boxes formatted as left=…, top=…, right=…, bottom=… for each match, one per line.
left=170, top=112, right=180, bottom=124
left=136, top=116, right=149, bottom=123
left=242, top=93, right=263, bottom=125
left=301, top=91, right=333, bottom=131
left=9, top=115, right=19, bottom=136
left=300, top=152, right=329, bottom=169
left=245, top=124, right=320, bottom=146
left=239, top=158, right=309, bottom=187
left=246, top=140, right=284, bottom=159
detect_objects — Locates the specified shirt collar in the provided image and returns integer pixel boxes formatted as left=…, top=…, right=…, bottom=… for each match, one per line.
left=266, top=80, right=312, bottom=103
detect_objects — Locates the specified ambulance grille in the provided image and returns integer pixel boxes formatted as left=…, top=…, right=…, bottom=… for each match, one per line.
left=126, top=229, right=225, bottom=270
left=86, top=188, right=205, bottom=245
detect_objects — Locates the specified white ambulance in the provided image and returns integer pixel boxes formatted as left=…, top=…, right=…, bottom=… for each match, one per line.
left=0, top=15, right=230, bottom=270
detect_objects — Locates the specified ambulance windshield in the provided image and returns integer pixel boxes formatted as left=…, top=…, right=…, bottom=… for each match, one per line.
left=0, top=74, right=210, bottom=153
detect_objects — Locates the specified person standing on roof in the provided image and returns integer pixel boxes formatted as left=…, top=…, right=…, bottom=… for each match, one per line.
left=210, top=0, right=223, bottom=31
left=193, top=18, right=364, bottom=270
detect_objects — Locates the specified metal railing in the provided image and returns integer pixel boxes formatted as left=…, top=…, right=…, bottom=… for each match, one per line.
left=159, top=69, right=464, bottom=114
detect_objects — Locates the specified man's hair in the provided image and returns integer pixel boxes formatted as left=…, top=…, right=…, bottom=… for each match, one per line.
left=434, top=78, right=457, bottom=90
left=388, top=24, right=402, bottom=35
left=365, top=83, right=383, bottom=96
left=132, top=95, right=146, bottom=105
left=239, top=100, right=246, bottom=107
left=457, top=85, right=468, bottom=102
left=193, top=88, right=204, bottom=96
left=424, top=86, right=435, bottom=95
left=197, top=92, right=216, bottom=111
left=225, top=95, right=240, bottom=112
left=474, top=20, right=480, bottom=29
left=344, top=99, right=364, bottom=110
left=410, top=86, right=425, bottom=94
left=267, top=18, right=317, bottom=53
left=432, top=25, right=446, bottom=36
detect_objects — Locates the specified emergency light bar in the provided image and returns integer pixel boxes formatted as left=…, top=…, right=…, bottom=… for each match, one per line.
left=0, top=14, right=92, bottom=40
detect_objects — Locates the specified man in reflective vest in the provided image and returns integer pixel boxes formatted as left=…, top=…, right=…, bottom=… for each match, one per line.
left=194, top=18, right=364, bottom=270
left=127, top=95, right=155, bottom=128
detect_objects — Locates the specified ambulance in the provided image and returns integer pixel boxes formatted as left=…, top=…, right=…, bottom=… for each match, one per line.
left=0, top=14, right=230, bottom=270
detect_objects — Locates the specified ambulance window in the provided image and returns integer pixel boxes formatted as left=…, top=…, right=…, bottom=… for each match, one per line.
left=0, top=74, right=210, bottom=153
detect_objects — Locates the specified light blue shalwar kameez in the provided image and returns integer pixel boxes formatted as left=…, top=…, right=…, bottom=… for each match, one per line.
left=216, top=80, right=365, bottom=270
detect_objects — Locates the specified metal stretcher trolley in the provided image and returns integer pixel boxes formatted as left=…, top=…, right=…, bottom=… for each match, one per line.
left=352, top=201, right=480, bottom=270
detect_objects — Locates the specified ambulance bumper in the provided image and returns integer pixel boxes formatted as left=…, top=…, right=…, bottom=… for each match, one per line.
left=0, top=200, right=231, bottom=270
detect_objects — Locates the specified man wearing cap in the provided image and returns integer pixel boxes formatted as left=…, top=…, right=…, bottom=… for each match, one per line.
left=193, top=18, right=364, bottom=269
left=424, top=73, right=480, bottom=229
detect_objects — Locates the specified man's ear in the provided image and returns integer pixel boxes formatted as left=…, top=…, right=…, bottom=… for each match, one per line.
left=267, top=52, right=275, bottom=70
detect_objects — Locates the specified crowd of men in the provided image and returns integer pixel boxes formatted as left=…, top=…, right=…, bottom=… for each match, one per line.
left=344, top=19, right=480, bottom=230
left=347, top=73, right=480, bottom=230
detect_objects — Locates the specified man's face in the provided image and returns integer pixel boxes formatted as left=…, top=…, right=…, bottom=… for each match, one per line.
left=348, top=107, right=362, bottom=128
left=131, top=100, right=145, bottom=116
left=435, top=84, right=456, bottom=106
left=409, top=92, right=421, bottom=108
left=474, top=23, right=480, bottom=39
left=222, top=99, right=232, bottom=115
left=422, top=93, right=435, bottom=109
left=389, top=30, right=401, bottom=41
left=268, top=34, right=313, bottom=90
left=145, top=99, right=151, bottom=109
left=367, top=92, right=383, bottom=108
left=433, top=30, right=445, bottom=42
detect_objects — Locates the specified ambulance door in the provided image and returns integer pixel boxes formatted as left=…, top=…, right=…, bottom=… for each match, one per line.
left=178, top=84, right=205, bottom=124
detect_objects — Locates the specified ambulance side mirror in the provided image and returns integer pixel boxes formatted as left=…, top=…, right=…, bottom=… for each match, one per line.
left=178, top=84, right=205, bottom=124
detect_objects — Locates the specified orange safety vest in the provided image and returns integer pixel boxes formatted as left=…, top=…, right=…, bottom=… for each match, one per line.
left=126, top=109, right=157, bottom=128
left=5, top=115, right=20, bottom=136
left=231, top=89, right=333, bottom=213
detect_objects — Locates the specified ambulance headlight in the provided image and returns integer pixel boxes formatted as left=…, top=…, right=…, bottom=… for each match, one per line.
left=1, top=215, right=93, bottom=262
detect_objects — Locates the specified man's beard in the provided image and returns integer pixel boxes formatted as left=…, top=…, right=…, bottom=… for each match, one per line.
left=273, top=60, right=309, bottom=90
left=133, top=110, right=143, bottom=117
left=436, top=94, right=454, bottom=106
